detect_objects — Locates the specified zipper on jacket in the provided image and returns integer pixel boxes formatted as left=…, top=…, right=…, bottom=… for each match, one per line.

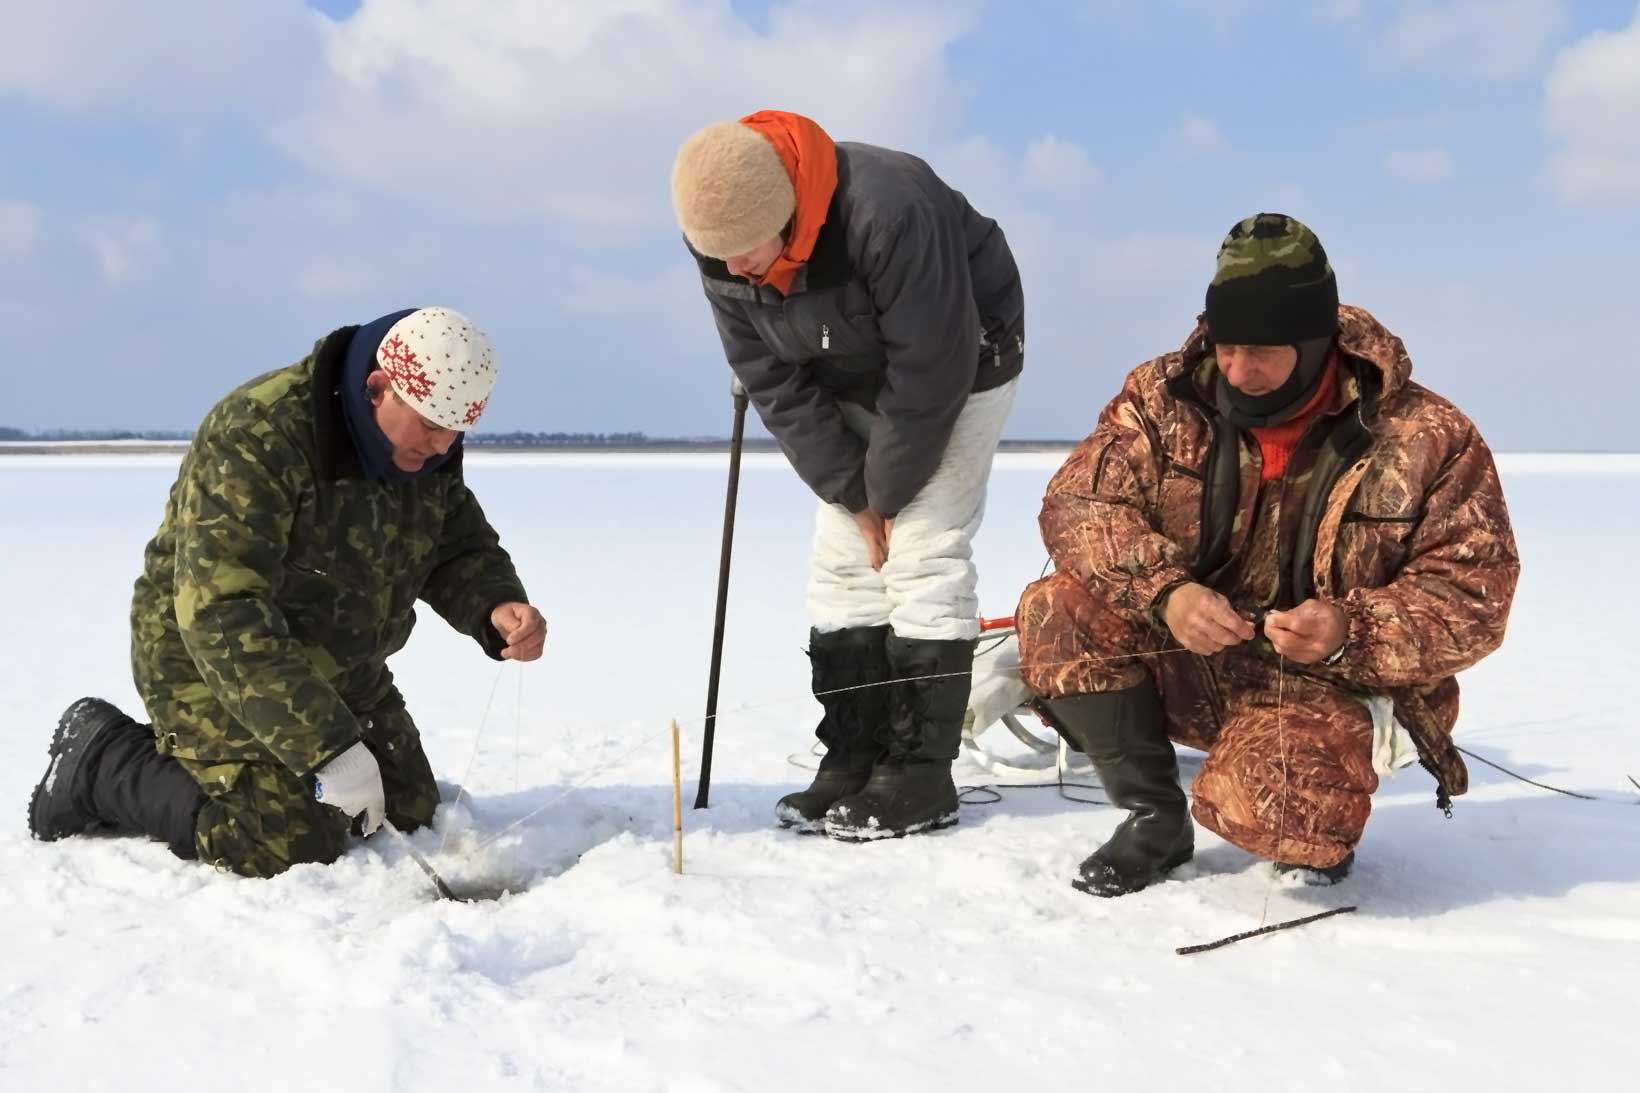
left=821, top=324, right=830, bottom=350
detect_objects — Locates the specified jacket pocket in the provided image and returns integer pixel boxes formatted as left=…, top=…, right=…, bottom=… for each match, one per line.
left=1333, top=510, right=1420, bottom=590
left=1157, top=464, right=1206, bottom=561
left=815, top=311, right=880, bottom=356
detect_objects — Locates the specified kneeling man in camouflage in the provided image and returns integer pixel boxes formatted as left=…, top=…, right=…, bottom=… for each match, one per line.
left=29, top=308, right=546, bottom=877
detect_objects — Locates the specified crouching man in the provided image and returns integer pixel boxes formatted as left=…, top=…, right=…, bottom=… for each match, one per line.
left=1016, top=214, right=1518, bottom=895
left=29, top=307, right=547, bottom=877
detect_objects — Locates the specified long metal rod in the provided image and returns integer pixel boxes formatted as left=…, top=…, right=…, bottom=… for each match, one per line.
left=694, top=382, right=749, bottom=809
left=384, top=820, right=461, bottom=901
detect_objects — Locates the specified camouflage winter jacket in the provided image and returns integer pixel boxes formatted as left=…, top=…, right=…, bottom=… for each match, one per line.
left=129, top=326, right=527, bottom=778
left=1033, top=306, right=1519, bottom=801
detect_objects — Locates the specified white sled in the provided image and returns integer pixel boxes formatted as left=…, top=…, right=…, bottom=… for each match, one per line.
left=960, top=625, right=1084, bottom=777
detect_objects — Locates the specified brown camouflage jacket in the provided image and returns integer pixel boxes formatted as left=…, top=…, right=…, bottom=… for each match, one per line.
left=1034, top=305, right=1519, bottom=801
left=130, top=327, right=527, bottom=778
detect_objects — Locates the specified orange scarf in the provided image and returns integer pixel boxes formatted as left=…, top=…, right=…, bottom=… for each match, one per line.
left=738, top=110, right=838, bottom=296
left=1250, top=358, right=1340, bottom=482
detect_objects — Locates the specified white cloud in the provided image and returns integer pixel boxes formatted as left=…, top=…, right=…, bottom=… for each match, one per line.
left=1171, top=114, right=1228, bottom=161
left=1383, top=0, right=1571, bottom=80
left=0, top=1, right=324, bottom=118
left=1023, top=136, right=1104, bottom=191
left=0, top=200, right=43, bottom=256
left=562, top=263, right=701, bottom=322
left=79, top=216, right=167, bottom=286
left=294, top=264, right=374, bottom=302
left=1384, top=145, right=1455, bottom=181
left=1545, top=5, right=1640, bottom=205
left=1091, top=232, right=1209, bottom=290
left=270, top=0, right=980, bottom=229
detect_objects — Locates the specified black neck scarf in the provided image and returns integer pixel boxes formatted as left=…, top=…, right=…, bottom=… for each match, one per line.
left=1218, top=336, right=1335, bottom=429
left=338, top=308, right=456, bottom=483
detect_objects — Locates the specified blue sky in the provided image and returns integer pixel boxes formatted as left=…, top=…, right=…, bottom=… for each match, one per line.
left=2, top=1, right=1637, bottom=448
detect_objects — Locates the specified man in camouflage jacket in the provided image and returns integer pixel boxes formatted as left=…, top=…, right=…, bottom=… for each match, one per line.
left=29, top=307, right=547, bottom=878
left=1016, top=215, right=1518, bottom=896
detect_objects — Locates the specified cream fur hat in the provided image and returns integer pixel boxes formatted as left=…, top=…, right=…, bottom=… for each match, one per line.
left=376, top=307, right=497, bottom=431
left=670, top=121, right=795, bottom=259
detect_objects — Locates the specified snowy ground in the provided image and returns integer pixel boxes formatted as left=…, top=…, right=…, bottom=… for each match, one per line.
left=2, top=450, right=1636, bottom=1092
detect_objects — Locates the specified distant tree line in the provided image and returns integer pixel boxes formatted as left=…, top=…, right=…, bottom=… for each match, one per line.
left=0, top=427, right=193, bottom=441
left=0, top=426, right=771, bottom=448
left=466, top=431, right=652, bottom=446
left=1, top=426, right=1065, bottom=449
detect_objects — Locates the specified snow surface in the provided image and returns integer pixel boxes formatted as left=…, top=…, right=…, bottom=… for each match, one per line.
left=2, top=451, right=1636, bottom=1092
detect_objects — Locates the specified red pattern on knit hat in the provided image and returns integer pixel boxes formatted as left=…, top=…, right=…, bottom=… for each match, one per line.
left=378, top=335, right=435, bottom=402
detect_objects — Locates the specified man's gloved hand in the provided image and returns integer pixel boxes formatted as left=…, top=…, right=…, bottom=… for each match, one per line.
left=313, top=741, right=385, bottom=835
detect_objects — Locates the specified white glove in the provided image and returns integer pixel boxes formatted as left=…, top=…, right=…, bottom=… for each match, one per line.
left=313, top=741, right=385, bottom=835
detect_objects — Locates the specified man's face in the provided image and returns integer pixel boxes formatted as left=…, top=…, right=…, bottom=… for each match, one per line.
left=368, top=371, right=459, bottom=472
left=1218, top=344, right=1298, bottom=396
left=724, top=233, right=785, bottom=281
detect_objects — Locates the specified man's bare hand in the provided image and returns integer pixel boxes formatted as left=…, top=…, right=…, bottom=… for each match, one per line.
left=854, top=509, right=889, bottom=571
left=1264, top=599, right=1346, bottom=664
left=1162, top=583, right=1255, bottom=655
left=490, top=602, right=547, bottom=662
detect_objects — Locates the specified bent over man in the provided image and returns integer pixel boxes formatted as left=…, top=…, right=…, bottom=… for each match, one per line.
left=671, top=110, right=1023, bottom=839
left=1017, top=214, right=1518, bottom=894
left=29, top=308, right=547, bottom=877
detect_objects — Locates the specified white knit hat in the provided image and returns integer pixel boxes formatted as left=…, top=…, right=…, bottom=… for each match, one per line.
left=375, top=307, right=496, bottom=431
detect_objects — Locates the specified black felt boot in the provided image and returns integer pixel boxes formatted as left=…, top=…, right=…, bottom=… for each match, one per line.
left=823, top=635, right=973, bottom=841
left=1041, top=682, right=1193, bottom=896
left=775, top=626, right=891, bottom=833
left=28, top=697, right=206, bottom=860
left=1275, top=851, right=1354, bottom=885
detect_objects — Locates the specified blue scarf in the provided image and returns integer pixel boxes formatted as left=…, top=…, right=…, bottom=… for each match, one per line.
left=340, top=308, right=459, bottom=482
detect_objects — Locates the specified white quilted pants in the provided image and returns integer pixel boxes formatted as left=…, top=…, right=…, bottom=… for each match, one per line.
left=807, top=379, right=1017, bottom=641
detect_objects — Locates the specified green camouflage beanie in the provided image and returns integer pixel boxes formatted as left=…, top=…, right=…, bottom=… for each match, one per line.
left=1204, top=213, right=1338, bottom=346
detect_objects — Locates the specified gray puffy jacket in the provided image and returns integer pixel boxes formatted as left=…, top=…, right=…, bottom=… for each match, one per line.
left=691, top=142, right=1024, bottom=516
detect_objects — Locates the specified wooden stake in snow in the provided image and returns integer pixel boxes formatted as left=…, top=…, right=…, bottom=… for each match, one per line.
left=671, top=720, right=684, bottom=875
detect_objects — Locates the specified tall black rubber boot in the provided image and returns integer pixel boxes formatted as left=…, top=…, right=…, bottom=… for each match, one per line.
left=1040, top=681, right=1193, bottom=896
left=1276, top=851, right=1354, bottom=885
left=28, top=697, right=206, bottom=860
left=775, top=625, right=891, bottom=833
left=823, top=635, right=974, bottom=842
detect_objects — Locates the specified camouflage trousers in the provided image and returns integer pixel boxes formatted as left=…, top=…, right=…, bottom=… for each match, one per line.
left=178, top=695, right=439, bottom=878
left=1017, top=570, right=1375, bottom=868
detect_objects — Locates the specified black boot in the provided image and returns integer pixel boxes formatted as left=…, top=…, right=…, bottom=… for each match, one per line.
left=823, top=635, right=974, bottom=841
left=1275, top=851, right=1354, bottom=885
left=28, top=697, right=206, bottom=860
left=775, top=626, right=891, bottom=833
left=1041, top=682, right=1193, bottom=896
